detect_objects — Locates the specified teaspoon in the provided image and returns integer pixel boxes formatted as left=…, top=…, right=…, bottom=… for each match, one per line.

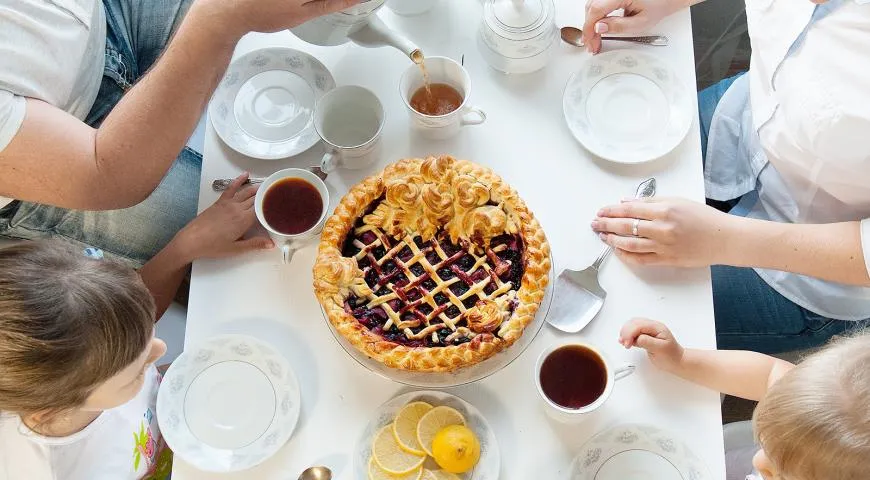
left=560, top=26, right=668, bottom=47
left=298, top=466, right=332, bottom=480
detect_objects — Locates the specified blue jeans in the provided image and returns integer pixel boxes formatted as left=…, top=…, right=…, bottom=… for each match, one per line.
left=698, top=77, right=863, bottom=353
left=0, top=0, right=200, bottom=267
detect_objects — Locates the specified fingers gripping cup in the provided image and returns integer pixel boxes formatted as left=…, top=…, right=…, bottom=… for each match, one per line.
left=535, top=343, right=635, bottom=423
left=314, top=86, right=385, bottom=173
left=255, top=168, right=330, bottom=264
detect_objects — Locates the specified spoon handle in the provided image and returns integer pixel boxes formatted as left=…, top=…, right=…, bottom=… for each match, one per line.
left=604, top=35, right=668, bottom=46
left=212, top=177, right=265, bottom=192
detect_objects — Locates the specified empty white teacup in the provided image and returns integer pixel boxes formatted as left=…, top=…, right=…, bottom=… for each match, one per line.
left=535, top=342, right=635, bottom=423
left=314, top=85, right=384, bottom=172
left=399, top=56, right=486, bottom=140
left=254, top=168, right=330, bottom=264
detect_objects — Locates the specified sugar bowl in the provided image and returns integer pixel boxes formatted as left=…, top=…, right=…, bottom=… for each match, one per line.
left=478, top=0, right=558, bottom=74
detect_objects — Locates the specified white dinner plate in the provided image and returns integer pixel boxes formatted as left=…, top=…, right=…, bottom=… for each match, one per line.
left=563, top=50, right=693, bottom=164
left=209, top=47, right=335, bottom=160
left=569, top=424, right=711, bottom=480
left=355, top=391, right=501, bottom=479
left=156, top=334, right=301, bottom=472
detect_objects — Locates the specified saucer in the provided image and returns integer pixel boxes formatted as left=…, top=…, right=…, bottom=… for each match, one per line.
left=568, top=424, right=711, bottom=480
left=563, top=50, right=692, bottom=164
left=156, top=334, right=301, bottom=472
left=209, top=47, right=335, bottom=160
left=355, top=391, right=501, bottom=479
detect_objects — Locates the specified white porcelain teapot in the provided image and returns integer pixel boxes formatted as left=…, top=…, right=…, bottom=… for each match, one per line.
left=290, top=0, right=421, bottom=61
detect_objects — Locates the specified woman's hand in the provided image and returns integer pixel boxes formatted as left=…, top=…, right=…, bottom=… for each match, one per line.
left=582, top=0, right=680, bottom=54
left=591, top=197, right=736, bottom=267
left=619, top=318, right=684, bottom=373
left=174, top=173, right=273, bottom=261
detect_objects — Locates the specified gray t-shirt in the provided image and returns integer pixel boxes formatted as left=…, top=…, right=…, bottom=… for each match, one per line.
left=0, top=0, right=107, bottom=208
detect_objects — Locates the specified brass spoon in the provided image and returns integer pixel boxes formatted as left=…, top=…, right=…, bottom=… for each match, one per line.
left=298, top=466, right=332, bottom=480
left=560, top=26, right=668, bottom=47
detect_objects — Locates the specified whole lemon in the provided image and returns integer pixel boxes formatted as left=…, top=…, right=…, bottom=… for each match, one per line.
left=431, top=425, right=481, bottom=474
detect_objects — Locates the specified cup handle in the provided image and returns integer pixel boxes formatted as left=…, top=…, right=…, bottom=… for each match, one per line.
left=460, top=107, right=487, bottom=126
left=614, top=364, right=636, bottom=381
left=321, top=151, right=339, bottom=173
left=281, top=244, right=298, bottom=264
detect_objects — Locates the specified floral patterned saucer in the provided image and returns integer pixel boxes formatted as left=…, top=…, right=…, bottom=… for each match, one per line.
left=156, top=334, right=301, bottom=472
left=563, top=50, right=693, bottom=164
left=209, top=47, right=335, bottom=160
left=569, top=424, right=711, bottom=480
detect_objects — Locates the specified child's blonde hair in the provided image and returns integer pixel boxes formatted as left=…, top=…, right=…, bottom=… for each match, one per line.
left=0, top=240, right=155, bottom=418
left=753, top=333, right=870, bottom=480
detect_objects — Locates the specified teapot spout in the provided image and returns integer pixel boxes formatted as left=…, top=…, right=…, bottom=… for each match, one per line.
left=347, top=15, right=422, bottom=62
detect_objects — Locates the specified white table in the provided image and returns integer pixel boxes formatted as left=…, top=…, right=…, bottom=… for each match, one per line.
left=177, top=1, right=726, bottom=478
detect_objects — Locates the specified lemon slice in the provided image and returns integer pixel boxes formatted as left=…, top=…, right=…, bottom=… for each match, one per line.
left=424, top=470, right=462, bottom=480
left=393, top=402, right=434, bottom=455
left=373, top=425, right=426, bottom=475
left=415, top=406, right=466, bottom=457
left=368, top=457, right=423, bottom=480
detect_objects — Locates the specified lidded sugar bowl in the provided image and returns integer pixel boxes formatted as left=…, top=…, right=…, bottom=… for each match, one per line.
left=478, top=0, right=558, bottom=74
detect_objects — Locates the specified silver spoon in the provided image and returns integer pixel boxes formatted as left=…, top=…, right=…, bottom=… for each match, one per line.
left=212, top=166, right=328, bottom=191
left=560, top=26, right=668, bottom=47
left=298, top=466, right=332, bottom=480
left=546, top=178, right=657, bottom=333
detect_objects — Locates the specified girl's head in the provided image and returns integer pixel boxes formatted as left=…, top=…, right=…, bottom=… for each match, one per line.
left=752, top=333, right=870, bottom=480
left=0, top=240, right=166, bottom=421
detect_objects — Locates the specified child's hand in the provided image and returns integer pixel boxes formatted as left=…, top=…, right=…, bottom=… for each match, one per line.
left=175, top=173, right=274, bottom=260
left=619, top=318, right=685, bottom=373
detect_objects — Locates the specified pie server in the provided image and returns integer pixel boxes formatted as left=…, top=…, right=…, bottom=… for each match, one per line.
left=547, top=178, right=657, bottom=333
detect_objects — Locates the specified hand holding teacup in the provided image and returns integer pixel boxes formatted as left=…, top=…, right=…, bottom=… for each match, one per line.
left=591, top=197, right=736, bottom=268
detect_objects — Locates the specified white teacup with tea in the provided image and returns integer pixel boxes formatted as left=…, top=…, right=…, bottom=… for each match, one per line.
left=254, top=168, right=330, bottom=264
left=535, top=342, right=635, bottom=423
left=399, top=56, right=486, bottom=140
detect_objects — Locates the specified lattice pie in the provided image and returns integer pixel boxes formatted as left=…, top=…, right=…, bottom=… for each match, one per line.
left=314, top=156, right=550, bottom=372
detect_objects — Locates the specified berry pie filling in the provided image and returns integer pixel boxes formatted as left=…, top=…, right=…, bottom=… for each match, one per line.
left=341, top=221, right=525, bottom=348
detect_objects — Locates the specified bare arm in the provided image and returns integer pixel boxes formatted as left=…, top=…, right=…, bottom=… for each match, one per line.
left=620, top=318, right=795, bottom=401
left=0, top=0, right=358, bottom=210
left=723, top=217, right=870, bottom=287
left=668, top=349, right=794, bottom=401
left=138, top=173, right=271, bottom=317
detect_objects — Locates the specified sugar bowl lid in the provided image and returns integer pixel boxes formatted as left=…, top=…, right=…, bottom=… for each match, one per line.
left=484, top=0, right=554, bottom=40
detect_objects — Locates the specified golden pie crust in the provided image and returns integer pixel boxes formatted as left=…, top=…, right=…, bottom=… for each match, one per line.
left=313, top=156, right=551, bottom=372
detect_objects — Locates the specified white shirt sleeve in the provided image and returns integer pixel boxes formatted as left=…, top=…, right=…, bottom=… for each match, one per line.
left=0, top=90, right=26, bottom=153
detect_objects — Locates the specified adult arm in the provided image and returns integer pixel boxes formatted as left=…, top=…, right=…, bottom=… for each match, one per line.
left=0, top=0, right=358, bottom=210
left=619, top=318, right=794, bottom=401
left=591, top=197, right=870, bottom=286
left=582, top=0, right=707, bottom=54
left=138, top=173, right=272, bottom=317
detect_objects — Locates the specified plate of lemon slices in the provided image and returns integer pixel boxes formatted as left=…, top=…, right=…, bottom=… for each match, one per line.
left=355, top=391, right=500, bottom=479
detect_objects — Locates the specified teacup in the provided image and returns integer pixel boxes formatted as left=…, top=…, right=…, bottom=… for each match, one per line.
left=255, top=168, right=330, bottom=264
left=399, top=56, right=486, bottom=140
left=314, top=85, right=384, bottom=172
left=535, top=342, right=635, bottom=423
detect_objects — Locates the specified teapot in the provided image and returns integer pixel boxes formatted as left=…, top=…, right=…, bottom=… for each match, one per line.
left=290, top=0, right=422, bottom=61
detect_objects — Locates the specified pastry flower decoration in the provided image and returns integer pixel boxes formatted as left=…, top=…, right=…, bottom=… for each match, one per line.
left=363, top=156, right=516, bottom=246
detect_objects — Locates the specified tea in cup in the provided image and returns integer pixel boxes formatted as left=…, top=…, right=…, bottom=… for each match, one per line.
left=535, top=343, right=635, bottom=422
left=255, top=168, right=330, bottom=264
left=399, top=56, right=486, bottom=140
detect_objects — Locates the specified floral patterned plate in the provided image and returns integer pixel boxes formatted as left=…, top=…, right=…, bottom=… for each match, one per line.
left=156, top=334, right=301, bottom=472
left=569, top=424, right=711, bottom=480
left=563, top=50, right=693, bottom=164
left=355, top=391, right=501, bottom=479
left=209, top=47, right=335, bottom=160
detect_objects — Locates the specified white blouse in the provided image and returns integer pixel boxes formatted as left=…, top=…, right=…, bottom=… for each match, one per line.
left=705, top=0, right=870, bottom=320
